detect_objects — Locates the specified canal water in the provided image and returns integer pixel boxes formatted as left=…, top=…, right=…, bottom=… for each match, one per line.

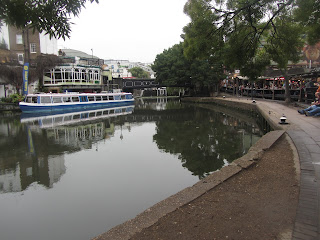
left=0, top=98, right=264, bottom=240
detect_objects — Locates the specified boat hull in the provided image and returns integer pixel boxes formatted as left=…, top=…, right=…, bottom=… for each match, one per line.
left=19, top=99, right=134, bottom=113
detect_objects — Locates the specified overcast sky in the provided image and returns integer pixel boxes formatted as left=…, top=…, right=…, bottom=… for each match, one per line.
left=58, top=0, right=190, bottom=63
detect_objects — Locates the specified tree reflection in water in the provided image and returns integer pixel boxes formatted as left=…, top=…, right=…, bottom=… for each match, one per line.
left=152, top=102, right=263, bottom=179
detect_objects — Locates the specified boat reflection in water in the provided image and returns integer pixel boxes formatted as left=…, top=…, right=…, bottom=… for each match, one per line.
left=0, top=105, right=135, bottom=194
left=21, top=104, right=135, bottom=129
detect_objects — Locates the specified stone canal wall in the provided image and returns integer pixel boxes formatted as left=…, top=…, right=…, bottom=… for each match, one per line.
left=181, top=97, right=282, bottom=131
left=0, top=103, right=20, bottom=112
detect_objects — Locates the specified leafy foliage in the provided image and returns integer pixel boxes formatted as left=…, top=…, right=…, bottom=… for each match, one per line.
left=1, top=93, right=24, bottom=103
left=183, top=0, right=220, bottom=60
left=128, top=67, right=149, bottom=78
left=152, top=43, right=191, bottom=86
left=0, top=0, right=98, bottom=39
left=193, top=0, right=314, bottom=101
left=294, top=0, right=320, bottom=45
left=152, top=43, right=222, bottom=94
left=153, top=104, right=258, bottom=179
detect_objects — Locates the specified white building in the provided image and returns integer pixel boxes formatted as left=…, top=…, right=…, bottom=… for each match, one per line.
left=104, top=59, right=155, bottom=79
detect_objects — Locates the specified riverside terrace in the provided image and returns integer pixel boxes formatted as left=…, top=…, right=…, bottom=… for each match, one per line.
left=222, top=86, right=319, bottom=103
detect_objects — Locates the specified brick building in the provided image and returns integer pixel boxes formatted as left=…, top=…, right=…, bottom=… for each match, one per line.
left=0, top=24, right=58, bottom=97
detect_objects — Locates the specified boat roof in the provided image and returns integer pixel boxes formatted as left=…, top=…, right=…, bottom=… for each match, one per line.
left=26, top=92, right=131, bottom=97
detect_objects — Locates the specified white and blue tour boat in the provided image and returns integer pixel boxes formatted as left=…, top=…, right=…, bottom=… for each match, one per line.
left=19, top=91, right=134, bottom=113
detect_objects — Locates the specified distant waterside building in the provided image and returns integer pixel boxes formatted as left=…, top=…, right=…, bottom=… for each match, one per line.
left=44, top=50, right=112, bottom=93
left=104, top=59, right=155, bottom=79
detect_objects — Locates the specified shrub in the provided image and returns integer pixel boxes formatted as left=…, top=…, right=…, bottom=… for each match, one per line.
left=0, top=97, right=11, bottom=103
left=10, top=94, right=25, bottom=103
left=1, top=94, right=25, bottom=103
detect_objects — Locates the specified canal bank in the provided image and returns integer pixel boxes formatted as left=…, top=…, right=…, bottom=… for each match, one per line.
left=93, top=96, right=320, bottom=240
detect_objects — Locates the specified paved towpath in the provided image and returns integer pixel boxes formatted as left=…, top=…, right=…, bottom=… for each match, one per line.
left=217, top=96, right=320, bottom=240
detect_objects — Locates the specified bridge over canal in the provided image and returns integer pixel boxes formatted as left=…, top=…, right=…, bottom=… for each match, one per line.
left=112, top=78, right=161, bottom=91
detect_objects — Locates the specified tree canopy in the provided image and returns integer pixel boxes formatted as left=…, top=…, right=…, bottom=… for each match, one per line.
left=0, top=0, right=98, bottom=39
left=152, top=42, right=223, bottom=94
left=128, top=67, right=150, bottom=79
left=163, top=0, right=319, bottom=100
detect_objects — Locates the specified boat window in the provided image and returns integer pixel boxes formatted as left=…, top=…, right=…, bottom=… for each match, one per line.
left=102, top=96, right=108, bottom=101
left=40, top=96, right=51, bottom=104
left=80, top=113, right=89, bottom=119
left=126, top=94, right=132, bottom=99
left=63, top=116, right=73, bottom=122
left=88, top=96, right=95, bottom=101
left=62, top=97, right=71, bottom=102
left=79, top=96, right=88, bottom=102
left=26, top=96, right=37, bottom=103
left=89, top=112, right=96, bottom=117
left=72, top=97, right=80, bottom=102
left=44, top=71, right=51, bottom=78
left=109, top=109, right=114, bottom=114
left=95, top=96, right=102, bottom=101
left=96, top=111, right=102, bottom=116
left=52, top=97, right=62, bottom=103
left=114, top=95, right=121, bottom=100
left=109, top=96, right=114, bottom=101
left=121, top=95, right=126, bottom=100
left=54, top=116, right=63, bottom=123
left=42, top=119, right=53, bottom=125
left=73, top=114, right=81, bottom=120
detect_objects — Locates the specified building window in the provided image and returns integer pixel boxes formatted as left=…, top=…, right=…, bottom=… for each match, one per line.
left=30, top=43, right=36, bottom=53
left=16, top=34, right=23, bottom=44
left=17, top=53, right=24, bottom=64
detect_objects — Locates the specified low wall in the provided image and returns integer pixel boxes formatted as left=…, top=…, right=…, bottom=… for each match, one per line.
left=0, top=103, right=20, bottom=112
left=182, top=96, right=280, bottom=131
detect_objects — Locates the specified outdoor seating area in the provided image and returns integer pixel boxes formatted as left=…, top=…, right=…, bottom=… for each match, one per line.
left=221, top=86, right=318, bottom=103
left=221, top=74, right=320, bottom=103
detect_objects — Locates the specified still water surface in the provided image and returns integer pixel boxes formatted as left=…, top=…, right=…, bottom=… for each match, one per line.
left=0, top=99, right=263, bottom=240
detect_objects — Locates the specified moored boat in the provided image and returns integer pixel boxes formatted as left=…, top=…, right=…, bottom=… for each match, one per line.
left=19, top=91, right=134, bottom=113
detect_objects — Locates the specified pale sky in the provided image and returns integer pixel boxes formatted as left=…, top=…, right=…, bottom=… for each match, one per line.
left=58, top=0, right=190, bottom=63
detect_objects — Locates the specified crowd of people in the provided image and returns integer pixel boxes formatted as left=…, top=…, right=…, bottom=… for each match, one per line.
left=222, top=78, right=317, bottom=91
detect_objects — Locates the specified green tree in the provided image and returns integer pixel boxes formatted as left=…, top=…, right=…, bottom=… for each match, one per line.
left=152, top=43, right=191, bottom=87
left=128, top=67, right=150, bottom=78
left=182, top=0, right=225, bottom=93
left=0, top=0, right=98, bottom=39
left=153, top=43, right=223, bottom=95
left=205, top=0, right=309, bottom=102
left=294, top=0, right=320, bottom=45
left=265, top=17, right=304, bottom=102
